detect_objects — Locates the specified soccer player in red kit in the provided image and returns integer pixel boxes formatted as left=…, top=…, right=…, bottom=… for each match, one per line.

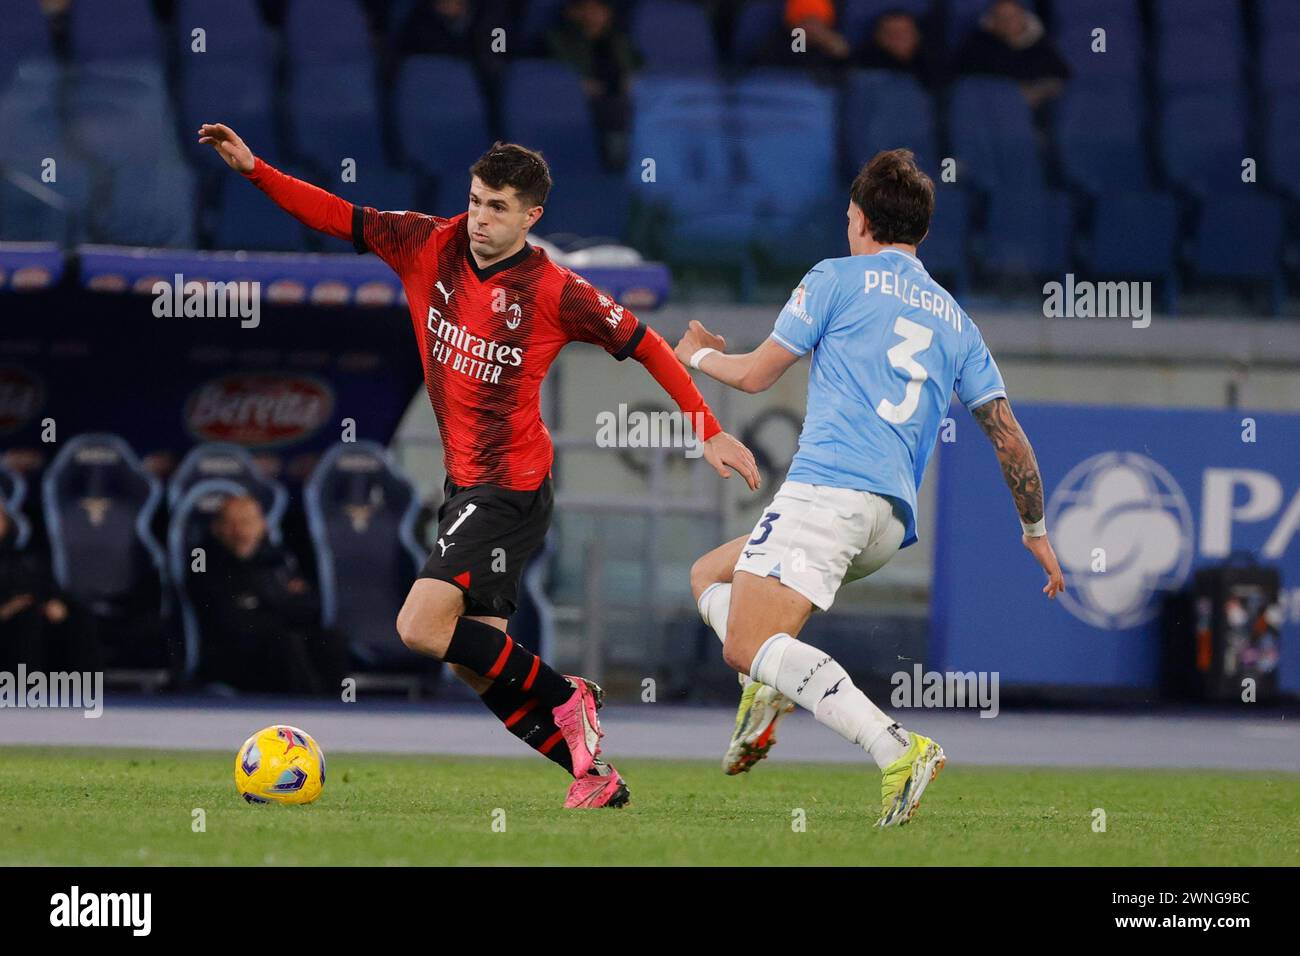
left=198, top=124, right=759, bottom=809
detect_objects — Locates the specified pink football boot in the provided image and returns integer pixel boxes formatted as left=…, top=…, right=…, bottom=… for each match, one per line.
left=551, top=677, right=602, bottom=777
left=564, top=760, right=630, bottom=809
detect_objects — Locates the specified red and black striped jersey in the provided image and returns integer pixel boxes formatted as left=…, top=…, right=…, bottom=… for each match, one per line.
left=243, top=158, right=722, bottom=491
left=354, top=207, right=644, bottom=489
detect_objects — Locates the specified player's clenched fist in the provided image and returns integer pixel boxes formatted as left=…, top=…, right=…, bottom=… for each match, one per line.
left=702, top=431, right=761, bottom=491
left=675, top=320, right=727, bottom=366
left=197, top=123, right=255, bottom=174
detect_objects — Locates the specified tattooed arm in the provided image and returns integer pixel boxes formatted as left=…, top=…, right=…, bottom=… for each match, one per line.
left=971, top=398, right=1066, bottom=599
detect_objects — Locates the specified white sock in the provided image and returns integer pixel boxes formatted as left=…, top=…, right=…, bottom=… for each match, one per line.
left=751, top=633, right=909, bottom=769
left=698, top=583, right=752, bottom=688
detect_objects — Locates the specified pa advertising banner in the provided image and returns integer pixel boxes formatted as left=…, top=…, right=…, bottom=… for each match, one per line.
left=931, top=404, right=1300, bottom=693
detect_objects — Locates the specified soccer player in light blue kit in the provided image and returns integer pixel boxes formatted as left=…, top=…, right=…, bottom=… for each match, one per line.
left=678, top=150, right=1065, bottom=827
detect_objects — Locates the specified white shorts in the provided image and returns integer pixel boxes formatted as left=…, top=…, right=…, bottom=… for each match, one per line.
left=733, top=480, right=906, bottom=611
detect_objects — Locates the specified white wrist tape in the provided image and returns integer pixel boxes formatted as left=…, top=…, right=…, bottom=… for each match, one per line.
left=689, top=347, right=718, bottom=370
left=1021, top=517, right=1047, bottom=537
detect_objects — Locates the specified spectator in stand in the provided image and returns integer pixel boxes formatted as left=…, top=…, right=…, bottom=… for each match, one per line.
left=759, top=0, right=852, bottom=76
left=955, top=0, right=1069, bottom=110
left=856, top=8, right=936, bottom=88
left=546, top=0, right=641, bottom=170
left=0, top=502, right=101, bottom=673
left=190, top=495, right=347, bottom=695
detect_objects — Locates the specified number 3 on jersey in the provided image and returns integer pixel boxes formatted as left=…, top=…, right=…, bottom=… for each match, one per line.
left=875, top=315, right=934, bottom=424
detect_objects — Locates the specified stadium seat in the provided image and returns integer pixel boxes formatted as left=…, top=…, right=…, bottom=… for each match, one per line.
left=167, top=477, right=282, bottom=680
left=179, top=56, right=280, bottom=167
left=284, top=0, right=373, bottom=64
left=502, top=60, right=605, bottom=178
left=842, top=70, right=939, bottom=178
left=1053, top=12, right=1143, bottom=83
left=168, top=444, right=289, bottom=543
left=631, top=0, right=718, bottom=72
left=1258, top=0, right=1300, bottom=34
left=1079, top=192, right=1180, bottom=286
left=948, top=78, right=1045, bottom=193
left=212, top=174, right=310, bottom=251
left=1264, top=98, right=1300, bottom=200
left=41, top=434, right=167, bottom=616
left=0, top=0, right=52, bottom=85
left=66, top=62, right=196, bottom=247
left=536, top=171, right=630, bottom=242
left=0, top=462, right=32, bottom=550
left=978, top=190, right=1074, bottom=280
left=287, top=62, right=386, bottom=170
left=1152, top=0, right=1242, bottom=40
left=517, top=0, right=570, bottom=53
left=1159, top=92, right=1248, bottom=197
left=69, top=0, right=162, bottom=62
left=1156, top=32, right=1243, bottom=94
left=304, top=442, right=425, bottom=670
left=175, top=0, right=274, bottom=59
left=918, top=187, right=971, bottom=295
left=395, top=56, right=490, bottom=178
left=1259, top=32, right=1300, bottom=93
left=1056, top=84, right=1149, bottom=194
left=731, top=0, right=783, bottom=64
left=627, top=75, right=729, bottom=218
left=732, top=75, right=837, bottom=216
left=1188, top=195, right=1286, bottom=284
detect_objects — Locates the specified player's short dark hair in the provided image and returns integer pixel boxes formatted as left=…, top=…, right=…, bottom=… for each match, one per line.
left=470, top=141, right=552, bottom=209
left=849, top=149, right=934, bottom=245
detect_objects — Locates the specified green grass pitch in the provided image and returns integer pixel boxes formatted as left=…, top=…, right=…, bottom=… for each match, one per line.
left=2, top=746, right=1297, bottom=866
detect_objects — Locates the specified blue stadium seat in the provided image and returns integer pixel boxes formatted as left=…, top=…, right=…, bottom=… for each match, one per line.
left=213, top=174, right=309, bottom=251
left=948, top=78, right=1045, bottom=193
left=1160, top=92, right=1247, bottom=196
left=305, top=442, right=425, bottom=670
left=1264, top=98, right=1300, bottom=200
left=175, top=0, right=274, bottom=59
left=1056, top=84, right=1148, bottom=194
left=0, top=463, right=32, bottom=550
left=180, top=57, right=279, bottom=167
left=0, top=0, right=52, bottom=85
left=632, top=0, right=718, bottom=72
left=69, top=0, right=162, bottom=62
left=1053, top=0, right=1139, bottom=29
left=41, top=434, right=166, bottom=614
left=1080, top=192, right=1179, bottom=283
left=840, top=0, right=932, bottom=50
left=843, top=70, right=939, bottom=177
left=1153, top=0, right=1242, bottom=39
left=66, top=62, right=196, bottom=246
left=1053, top=13, right=1142, bottom=83
left=168, top=443, right=289, bottom=542
left=1259, top=32, right=1300, bottom=93
left=396, top=56, right=490, bottom=177
left=518, top=0, right=570, bottom=53
left=536, top=171, right=630, bottom=241
left=978, top=190, right=1074, bottom=279
left=502, top=60, right=605, bottom=177
left=287, top=62, right=386, bottom=170
left=732, top=0, right=783, bottom=64
left=1258, top=0, right=1300, bottom=34
left=919, top=187, right=971, bottom=295
left=1156, top=31, right=1243, bottom=94
left=285, top=0, right=372, bottom=64
left=627, top=76, right=729, bottom=216
left=732, top=75, right=837, bottom=216
left=1189, top=195, right=1285, bottom=282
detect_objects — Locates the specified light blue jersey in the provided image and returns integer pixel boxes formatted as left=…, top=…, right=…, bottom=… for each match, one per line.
left=771, top=248, right=1006, bottom=548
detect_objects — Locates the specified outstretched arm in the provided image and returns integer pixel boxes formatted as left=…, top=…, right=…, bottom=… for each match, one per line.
left=672, top=320, right=800, bottom=394
left=197, top=123, right=354, bottom=243
left=970, top=397, right=1065, bottom=599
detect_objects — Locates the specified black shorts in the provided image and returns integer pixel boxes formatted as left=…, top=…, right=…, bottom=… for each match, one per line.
left=418, top=476, right=554, bottom=618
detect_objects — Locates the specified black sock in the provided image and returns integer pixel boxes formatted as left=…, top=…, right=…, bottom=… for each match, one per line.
left=443, top=617, right=573, bottom=708
left=479, top=682, right=574, bottom=775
